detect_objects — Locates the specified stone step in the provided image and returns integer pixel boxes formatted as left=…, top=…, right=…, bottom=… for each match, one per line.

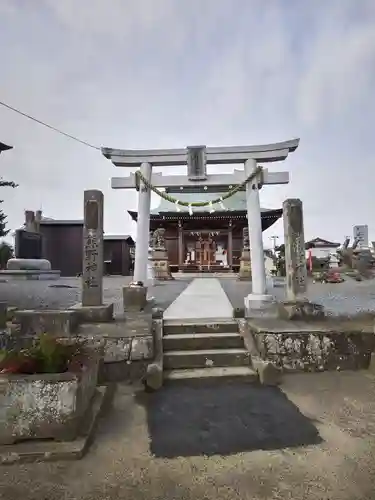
left=164, top=366, right=258, bottom=385
left=163, top=321, right=239, bottom=335
left=163, top=348, right=250, bottom=370
left=163, top=332, right=244, bottom=351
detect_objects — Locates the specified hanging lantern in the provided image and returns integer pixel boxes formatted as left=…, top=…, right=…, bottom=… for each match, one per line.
left=188, top=204, right=193, bottom=216
left=209, top=201, right=215, bottom=213
left=175, top=201, right=181, bottom=212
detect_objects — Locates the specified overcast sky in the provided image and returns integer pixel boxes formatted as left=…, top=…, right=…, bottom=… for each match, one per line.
left=1, top=0, right=374, bottom=247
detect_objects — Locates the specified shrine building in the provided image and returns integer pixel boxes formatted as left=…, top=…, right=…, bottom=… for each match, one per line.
left=129, top=188, right=281, bottom=273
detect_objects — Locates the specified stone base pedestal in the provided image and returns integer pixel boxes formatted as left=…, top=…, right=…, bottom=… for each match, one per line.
left=123, top=284, right=148, bottom=312
left=244, top=293, right=275, bottom=318
left=151, top=249, right=174, bottom=280
left=0, top=270, right=61, bottom=280
left=145, top=319, right=163, bottom=391
left=14, top=309, right=80, bottom=336
left=238, top=250, right=251, bottom=280
left=251, top=356, right=282, bottom=385
left=277, top=300, right=325, bottom=321
left=7, top=258, right=52, bottom=271
left=70, top=303, right=114, bottom=323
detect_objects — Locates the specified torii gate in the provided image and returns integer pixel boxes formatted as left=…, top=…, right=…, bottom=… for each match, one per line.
left=102, top=139, right=299, bottom=310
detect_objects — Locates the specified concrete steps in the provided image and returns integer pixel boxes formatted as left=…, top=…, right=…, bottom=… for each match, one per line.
left=164, top=348, right=250, bottom=369
left=164, top=366, right=257, bottom=384
left=163, top=321, right=239, bottom=335
left=162, top=320, right=257, bottom=384
left=163, top=332, right=243, bottom=351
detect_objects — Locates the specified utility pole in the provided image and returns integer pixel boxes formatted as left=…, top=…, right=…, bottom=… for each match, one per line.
left=270, top=235, right=279, bottom=254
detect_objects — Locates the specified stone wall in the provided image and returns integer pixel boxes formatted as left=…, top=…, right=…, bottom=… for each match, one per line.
left=242, top=318, right=375, bottom=373
left=77, top=312, right=155, bottom=384
left=3, top=307, right=156, bottom=385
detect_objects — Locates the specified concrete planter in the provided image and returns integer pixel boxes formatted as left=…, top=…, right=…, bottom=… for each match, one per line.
left=0, top=347, right=100, bottom=445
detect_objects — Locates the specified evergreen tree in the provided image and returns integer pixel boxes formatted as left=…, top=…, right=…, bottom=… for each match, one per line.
left=0, top=178, right=18, bottom=237
left=0, top=241, right=14, bottom=268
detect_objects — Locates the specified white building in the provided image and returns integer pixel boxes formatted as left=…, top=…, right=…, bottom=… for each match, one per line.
left=305, top=237, right=341, bottom=259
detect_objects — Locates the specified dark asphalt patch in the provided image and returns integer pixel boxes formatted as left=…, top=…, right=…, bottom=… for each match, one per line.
left=146, top=383, right=322, bottom=458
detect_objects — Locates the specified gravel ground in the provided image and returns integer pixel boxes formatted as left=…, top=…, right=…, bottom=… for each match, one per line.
left=1, top=371, right=375, bottom=500
left=0, top=277, right=192, bottom=315
left=0, top=275, right=375, bottom=317
left=219, top=277, right=375, bottom=316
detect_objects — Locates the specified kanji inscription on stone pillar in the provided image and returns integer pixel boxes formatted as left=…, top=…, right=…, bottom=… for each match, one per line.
left=82, top=190, right=104, bottom=307
left=283, top=198, right=307, bottom=301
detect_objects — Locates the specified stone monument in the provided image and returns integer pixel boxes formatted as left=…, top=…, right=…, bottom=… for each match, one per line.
left=278, top=198, right=324, bottom=320
left=150, top=228, right=174, bottom=280
left=239, top=227, right=251, bottom=280
left=1, top=210, right=61, bottom=280
left=70, top=190, right=114, bottom=322
left=14, top=210, right=44, bottom=261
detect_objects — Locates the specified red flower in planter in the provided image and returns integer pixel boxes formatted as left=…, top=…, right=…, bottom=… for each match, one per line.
left=0, top=334, right=88, bottom=375
left=0, top=353, right=38, bottom=374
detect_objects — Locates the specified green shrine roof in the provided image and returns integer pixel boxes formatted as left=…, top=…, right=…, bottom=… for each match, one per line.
left=128, top=191, right=282, bottom=230
left=150, top=191, right=262, bottom=214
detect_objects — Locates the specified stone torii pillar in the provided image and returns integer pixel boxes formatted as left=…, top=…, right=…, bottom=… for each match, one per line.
left=102, top=140, right=299, bottom=307
left=244, top=158, right=270, bottom=309
left=132, top=162, right=152, bottom=283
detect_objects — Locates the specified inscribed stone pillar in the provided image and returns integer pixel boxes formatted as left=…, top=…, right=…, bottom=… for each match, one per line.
left=283, top=198, right=307, bottom=301
left=82, top=190, right=104, bottom=307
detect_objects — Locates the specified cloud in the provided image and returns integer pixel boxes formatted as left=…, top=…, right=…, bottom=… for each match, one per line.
left=295, top=2, right=375, bottom=125
left=0, top=0, right=374, bottom=247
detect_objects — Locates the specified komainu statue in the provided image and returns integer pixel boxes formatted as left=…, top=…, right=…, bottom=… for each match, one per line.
left=337, top=237, right=374, bottom=277
left=151, top=228, right=166, bottom=249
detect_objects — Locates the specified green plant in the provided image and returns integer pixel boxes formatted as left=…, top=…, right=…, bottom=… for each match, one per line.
left=0, top=178, right=18, bottom=237
left=0, top=241, right=13, bottom=268
left=0, top=334, right=87, bottom=375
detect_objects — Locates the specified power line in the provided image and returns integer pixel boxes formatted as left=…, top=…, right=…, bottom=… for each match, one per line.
left=0, top=100, right=101, bottom=150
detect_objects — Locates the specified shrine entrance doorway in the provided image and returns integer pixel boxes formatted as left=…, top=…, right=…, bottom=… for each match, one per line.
left=196, top=237, right=216, bottom=269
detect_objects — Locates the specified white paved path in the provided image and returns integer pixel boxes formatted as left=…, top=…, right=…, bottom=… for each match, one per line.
left=163, top=278, right=233, bottom=321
